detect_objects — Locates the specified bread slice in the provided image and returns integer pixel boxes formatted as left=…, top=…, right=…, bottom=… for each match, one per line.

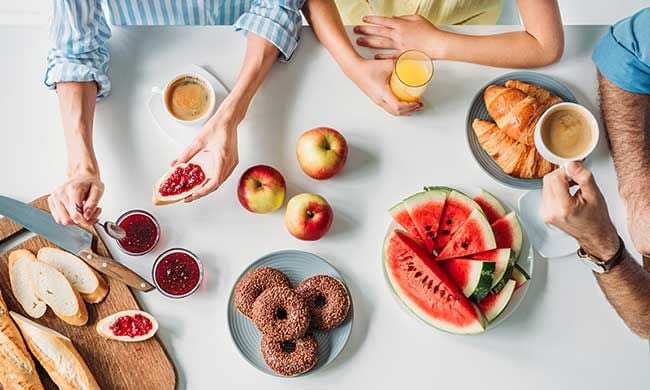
left=0, top=291, right=44, bottom=390
left=152, top=162, right=209, bottom=206
left=37, top=247, right=109, bottom=304
left=8, top=250, right=47, bottom=319
left=29, top=261, right=88, bottom=326
left=10, top=312, right=100, bottom=390
left=96, top=310, right=159, bottom=342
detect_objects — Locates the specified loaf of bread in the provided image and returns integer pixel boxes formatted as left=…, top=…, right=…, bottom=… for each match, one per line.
left=0, top=290, right=44, bottom=390
left=10, top=312, right=100, bottom=390
left=37, top=247, right=109, bottom=304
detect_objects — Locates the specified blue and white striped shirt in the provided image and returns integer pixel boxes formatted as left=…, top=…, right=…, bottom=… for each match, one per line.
left=46, top=0, right=305, bottom=99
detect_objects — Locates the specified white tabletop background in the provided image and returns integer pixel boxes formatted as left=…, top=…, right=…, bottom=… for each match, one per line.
left=1, top=19, right=649, bottom=390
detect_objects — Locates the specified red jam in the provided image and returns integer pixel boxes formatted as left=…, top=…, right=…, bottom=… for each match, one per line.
left=109, top=314, right=153, bottom=338
left=154, top=250, right=201, bottom=297
left=117, top=212, right=160, bottom=255
left=159, top=163, right=206, bottom=196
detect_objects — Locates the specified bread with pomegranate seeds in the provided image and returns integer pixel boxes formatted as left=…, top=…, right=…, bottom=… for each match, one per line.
left=8, top=249, right=47, bottom=319
left=37, top=247, right=109, bottom=304
left=10, top=312, right=100, bottom=390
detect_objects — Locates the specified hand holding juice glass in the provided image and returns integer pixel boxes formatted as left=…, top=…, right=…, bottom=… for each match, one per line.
left=389, top=50, right=434, bottom=102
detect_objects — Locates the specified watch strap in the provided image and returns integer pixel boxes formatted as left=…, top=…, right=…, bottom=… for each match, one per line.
left=577, top=236, right=625, bottom=273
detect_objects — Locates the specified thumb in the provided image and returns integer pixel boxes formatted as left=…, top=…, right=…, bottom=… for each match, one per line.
left=83, top=184, right=103, bottom=220
left=566, top=162, right=599, bottom=197
left=172, top=139, right=204, bottom=166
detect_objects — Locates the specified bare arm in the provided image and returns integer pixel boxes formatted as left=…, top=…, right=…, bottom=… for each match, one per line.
left=595, top=251, right=650, bottom=339
left=48, top=82, right=104, bottom=225
left=303, top=0, right=421, bottom=116
left=356, top=0, right=564, bottom=68
left=174, top=33, right=279, bottom=201
left=598, top=73, right=650, bottom=255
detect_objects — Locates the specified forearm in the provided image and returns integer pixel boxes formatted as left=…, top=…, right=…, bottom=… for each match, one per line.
left=431, top=30, right=561, bottom=68
left=56, top=82, right=99, bottom=178
left=217, top=32, right=278, bottom=126
left=598, top=73, right=650, bottom=202
left=303, top=0, right=362, bottom=77
left=595, top=252, right=650, bottom=339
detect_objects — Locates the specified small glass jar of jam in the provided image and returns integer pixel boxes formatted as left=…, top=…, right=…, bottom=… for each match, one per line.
left=115, top=210, right=161, bottom=256
left=152, top=248, right=203, bottom=298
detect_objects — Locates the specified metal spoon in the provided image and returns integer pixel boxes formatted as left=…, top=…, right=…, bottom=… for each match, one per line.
left=75, top=205, right=126, bottom=241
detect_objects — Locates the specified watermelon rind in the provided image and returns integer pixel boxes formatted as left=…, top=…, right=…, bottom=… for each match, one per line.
left=389, top=202, right=421, bottom=242
left=492, top=212, right=524, bottom=261
left=441, top=259, right=495, bottom=302
left=478, top=279, right=517, bottom=322
left=466, top=249, right=512, bottom=292
left=490, top=257, right=515, bottom=294
left=383, top=230, right=486, bottom=335
left=436, top=209, right=497, bottom=260
left=511, top=263, right=530, bottom=289
left=403, top=189, right=448, bottom=253
left=473, top=189, right=507, bottom=224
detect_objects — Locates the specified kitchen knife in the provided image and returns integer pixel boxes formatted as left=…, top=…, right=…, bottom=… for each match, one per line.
left=0, top=195, right=155, bottom=292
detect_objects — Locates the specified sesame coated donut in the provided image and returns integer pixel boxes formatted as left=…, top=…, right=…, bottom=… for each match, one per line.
left=252, top=286, right=310, bottom=341
left=296, top=275, right=350, bottom=331
left=261, top=333, right=319, bottom=377
left=234, top=267, right=290, bottom=318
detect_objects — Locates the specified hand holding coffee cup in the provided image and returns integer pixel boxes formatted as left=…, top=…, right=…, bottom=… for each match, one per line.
left=152, top=73, right=216, bottom=125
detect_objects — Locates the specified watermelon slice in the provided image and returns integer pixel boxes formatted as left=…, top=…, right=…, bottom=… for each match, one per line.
left=473, top=189, right=507, bottom=224
left=389, top=202, right=421, bottom=243
left=465, top=248, right=512, bottom=292
left=440, top=259, right=495, bottom=301
left=478, top=279, right=516, bottom=322
left=492, top=212, right=524, bottom=260
left=383, top=230, right=486, bottom=334
left=436, top=209, right=496, bottom=260
left=434, top=190, right=481, bottom=254
left=403, top=189, right=448, bottom=253
left=511, top=264, right=530, bottom=290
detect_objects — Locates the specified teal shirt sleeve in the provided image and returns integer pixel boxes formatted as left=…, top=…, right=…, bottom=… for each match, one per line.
left=234, top=0, right=306, bottom=61
left=592, top=8, right=650, bottom=94
left=45, top=0, right=112, bottom=99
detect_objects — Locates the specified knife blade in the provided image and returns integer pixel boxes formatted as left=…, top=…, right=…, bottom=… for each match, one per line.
left=0, top=195, right=154, bottom=292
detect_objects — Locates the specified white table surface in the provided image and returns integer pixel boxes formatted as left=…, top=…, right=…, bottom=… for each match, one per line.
left=1, top=25, right=648, bottom=389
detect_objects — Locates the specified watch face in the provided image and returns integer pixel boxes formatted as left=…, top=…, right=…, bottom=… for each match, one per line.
left=580, top=257, right=606, bottom=274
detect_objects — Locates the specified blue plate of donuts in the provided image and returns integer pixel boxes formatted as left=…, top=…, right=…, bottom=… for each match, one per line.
left=227, top=250, right=353, bottom=377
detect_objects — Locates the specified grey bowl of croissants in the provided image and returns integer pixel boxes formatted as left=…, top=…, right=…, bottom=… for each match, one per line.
left=466, top=71, right=577, bottom=188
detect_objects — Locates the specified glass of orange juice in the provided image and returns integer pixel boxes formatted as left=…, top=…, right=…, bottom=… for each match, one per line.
left=390, top=50, right=434, bottom=103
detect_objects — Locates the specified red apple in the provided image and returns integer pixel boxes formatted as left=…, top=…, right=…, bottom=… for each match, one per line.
left=285, top=193, right=333, bottom=240
left=296, top=127, right=348, bottom=180
left=237, top=165, right=286, bottom=213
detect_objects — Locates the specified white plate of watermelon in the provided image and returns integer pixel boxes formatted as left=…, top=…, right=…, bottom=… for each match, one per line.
left=383, top=186, right=532, bottom=335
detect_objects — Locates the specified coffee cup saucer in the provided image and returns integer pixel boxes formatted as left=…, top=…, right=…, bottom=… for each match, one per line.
left=147, top=65, right=228, bottom=145
left=518, top=189, right=578, bottom=259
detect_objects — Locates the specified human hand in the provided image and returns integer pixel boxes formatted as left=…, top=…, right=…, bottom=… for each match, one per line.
left=348, top=58, right=422, bottom=115
left=541, top=162, right=620, bottom=260
left=354, top=15, right=442, bottom=60
left=172, top=109, right=239, bottom=203
left=48, top=173, right=104, bottom=226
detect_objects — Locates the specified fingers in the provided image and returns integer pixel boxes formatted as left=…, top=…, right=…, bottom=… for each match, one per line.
left=382, top=91, right=422, bottom=116
left=49, top=195, right=73, bottom=225
left=172, top=139, right=204, bottom=166
left=356, top=36, right=395, bottom=50
left=541, top=167, right=572, bottom=224
left=83, top=183, right=104, bottom=220
left=362, top=15, right=398, bottom=28
left=374, top=52, right=399, bottom=60
left=184, top=155, right=233, bottom=203
left=354, top=25, right=392, bottom=38
left=566, top=162, right=600, bottom=200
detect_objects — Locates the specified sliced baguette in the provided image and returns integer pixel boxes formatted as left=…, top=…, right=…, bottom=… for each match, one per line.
left=96, top=310, right=159, bottom=342
left=0, top=291, right=44, bottom=390
left=8, top=250, right=47, bottom=319
left=37, top=247, right=109, bottom=304
left=29, top=261, right=88, bottom=327
left=10, top=312, right=100, bottom=390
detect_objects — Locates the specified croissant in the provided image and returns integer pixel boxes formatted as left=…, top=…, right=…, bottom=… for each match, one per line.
left=483, top=85, right=544, bottom=146
left=472, top=119, right=556, bottom=178
left=505, top=80, right=563, bottom=111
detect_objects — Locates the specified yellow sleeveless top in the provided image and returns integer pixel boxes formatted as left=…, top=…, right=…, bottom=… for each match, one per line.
left=335, top=0, right=503, bottom=25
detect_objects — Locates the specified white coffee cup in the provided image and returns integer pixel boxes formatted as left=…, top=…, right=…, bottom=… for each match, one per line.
left=152, top=73, right=216, bottom=126
left=534, top=102, right=599, bottom=166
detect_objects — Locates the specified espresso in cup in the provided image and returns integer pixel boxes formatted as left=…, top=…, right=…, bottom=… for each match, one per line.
left=164, top=76, right=211, bottom=121
left=540, top=108, right=593, bottom=159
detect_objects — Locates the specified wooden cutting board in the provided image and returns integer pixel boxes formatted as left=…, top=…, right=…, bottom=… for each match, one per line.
left=0, top=196, right=176, bottom=390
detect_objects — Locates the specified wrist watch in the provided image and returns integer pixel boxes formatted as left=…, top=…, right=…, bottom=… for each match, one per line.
left=577, top=236, right=625, bottom=274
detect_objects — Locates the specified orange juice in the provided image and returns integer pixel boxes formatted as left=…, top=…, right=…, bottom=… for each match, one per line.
left=390, top=50, right=434, bottom=102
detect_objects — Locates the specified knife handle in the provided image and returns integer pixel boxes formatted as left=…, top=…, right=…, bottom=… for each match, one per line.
left=79, top=248, right=156, bottom=292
